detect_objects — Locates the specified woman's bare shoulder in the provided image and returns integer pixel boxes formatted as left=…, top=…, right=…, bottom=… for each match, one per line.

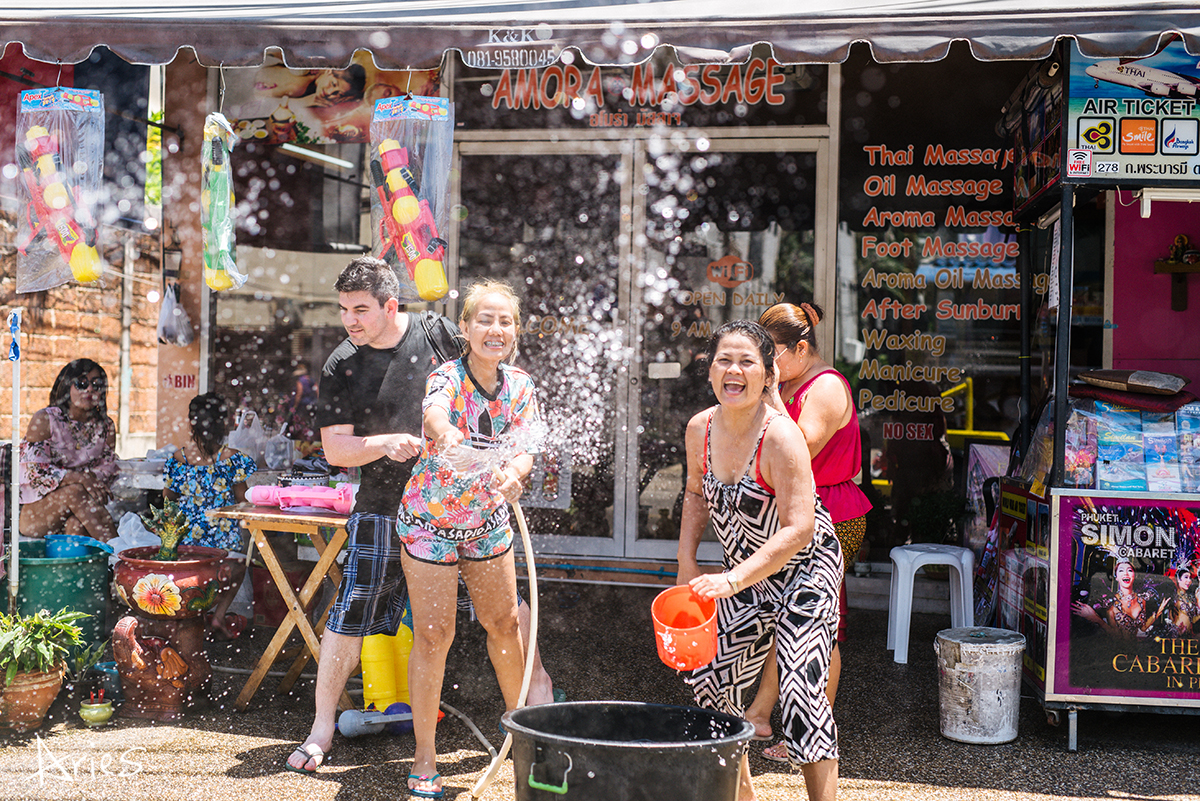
left=765, top=411, right=809, bottom=453
left=685, top=407, right=715, bottom=434
left=806, top=370, right=851, bottom=401
left=24, top=407, right=55, bottom=442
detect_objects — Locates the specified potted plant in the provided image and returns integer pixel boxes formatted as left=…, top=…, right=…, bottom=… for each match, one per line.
left=0, top=608, right=89, bottom=732
left=65, top=639, right=108, bottom=703
left=113, top=500, right=230, bottom=619
left=76, top=643, right=115, bottom=730
left=111, top=500, right=231, bottom=720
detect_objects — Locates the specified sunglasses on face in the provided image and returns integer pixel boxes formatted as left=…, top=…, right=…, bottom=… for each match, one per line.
left=73, top=377, right=107, bottom=391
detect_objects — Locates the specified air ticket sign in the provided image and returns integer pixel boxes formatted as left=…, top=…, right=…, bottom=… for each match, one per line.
left=1066, top=37, right=1200, bottom=184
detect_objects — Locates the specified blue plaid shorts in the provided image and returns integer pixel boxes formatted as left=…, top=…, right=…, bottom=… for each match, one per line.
left=325, top=513, right=410, bottom=638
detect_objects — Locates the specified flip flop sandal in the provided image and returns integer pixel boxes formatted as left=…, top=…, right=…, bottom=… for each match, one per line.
left=284, top=742, right=330, bottom=774
left=750, top=729, right=774, bottom=742
left=761, top=741, right=789, bottom=763
left=408, top=773, right=443, bottom=798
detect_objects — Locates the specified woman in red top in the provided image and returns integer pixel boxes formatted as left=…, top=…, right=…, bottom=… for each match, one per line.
left=748, top=302, right=872, bottom=762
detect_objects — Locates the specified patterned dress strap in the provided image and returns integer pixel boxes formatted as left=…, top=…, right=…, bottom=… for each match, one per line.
left=702, top=408, right=716, bottom=475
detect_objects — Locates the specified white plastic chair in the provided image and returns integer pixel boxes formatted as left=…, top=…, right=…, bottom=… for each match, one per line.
left=886, top=543, right=974, bottom=664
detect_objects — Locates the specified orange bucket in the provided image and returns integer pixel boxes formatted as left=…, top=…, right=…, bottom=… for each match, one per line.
left=652, top=585, right=718, bottom=671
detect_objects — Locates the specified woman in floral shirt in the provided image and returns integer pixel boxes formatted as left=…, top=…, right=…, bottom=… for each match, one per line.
left=19, top=359, right=118, bottom=541
left=164, top=392, right=256, bottom=640
left=398, top=281, right=540, bottom=800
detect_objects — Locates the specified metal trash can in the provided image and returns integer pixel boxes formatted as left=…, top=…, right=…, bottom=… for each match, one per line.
left=934, top=627, right=1025, bottom=744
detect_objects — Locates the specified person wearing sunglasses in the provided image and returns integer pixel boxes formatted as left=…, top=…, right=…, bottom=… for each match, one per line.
left=18, top=358, right=118, bottom=541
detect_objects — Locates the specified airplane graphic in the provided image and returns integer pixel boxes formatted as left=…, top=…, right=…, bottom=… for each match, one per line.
left=1085, top=34, right=1200, bottom=98
left=1086, top=59, right=1200, bottom=97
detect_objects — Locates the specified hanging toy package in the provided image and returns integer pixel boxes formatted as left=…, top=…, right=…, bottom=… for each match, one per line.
left=14, top=87, right=105, bottom=292
left=368, top=95, right=453, bottom=303
left=201, top=112, right=246, bottom=291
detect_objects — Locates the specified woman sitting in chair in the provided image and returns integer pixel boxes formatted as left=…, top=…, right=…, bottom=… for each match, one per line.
left=19, top=359, right=118, bottom=542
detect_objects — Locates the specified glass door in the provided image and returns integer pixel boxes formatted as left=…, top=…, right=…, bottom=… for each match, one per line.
left=627, top=138, right=826, bottom=561
left=455, top=141, right=634, bottom=557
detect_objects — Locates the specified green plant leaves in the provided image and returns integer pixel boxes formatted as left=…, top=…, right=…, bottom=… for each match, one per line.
left=0, top=608, right=89, bottom=684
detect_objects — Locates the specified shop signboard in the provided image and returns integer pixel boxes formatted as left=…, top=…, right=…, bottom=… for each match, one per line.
left=840, top=50, right=1037, bottom=551
left=1048, top=490, right=1200, bottom=706
left=223, top=53, right=440, bottom=144
left=1065, top=36, right=1200, bottom=186
left=453, top=56, right=827, bottom=130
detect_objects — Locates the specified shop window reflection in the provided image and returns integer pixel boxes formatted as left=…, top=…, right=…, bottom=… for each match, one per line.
left=458, top=152, right=622, bottom=539
left=638, top=150, right=817, bottom=541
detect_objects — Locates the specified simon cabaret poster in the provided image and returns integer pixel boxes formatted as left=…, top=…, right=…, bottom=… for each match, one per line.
left=1055, top=493, right=1200, bottom=701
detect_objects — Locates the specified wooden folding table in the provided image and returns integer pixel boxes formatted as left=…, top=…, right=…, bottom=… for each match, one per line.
left=207, top=504, right=355, bottom=711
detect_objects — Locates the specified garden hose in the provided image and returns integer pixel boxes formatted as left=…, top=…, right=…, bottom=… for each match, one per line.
left=471, top=493, right=538, bottom=799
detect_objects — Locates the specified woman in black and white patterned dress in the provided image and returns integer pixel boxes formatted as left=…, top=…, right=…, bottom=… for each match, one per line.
left=677, top=320, right=842, bottom=801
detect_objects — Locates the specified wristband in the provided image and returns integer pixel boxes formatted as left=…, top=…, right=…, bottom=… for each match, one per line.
left=726, top=572, right=741, bottom=593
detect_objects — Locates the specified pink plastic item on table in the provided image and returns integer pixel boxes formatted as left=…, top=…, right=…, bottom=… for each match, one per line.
left=247, top=483, right=356, bottom=515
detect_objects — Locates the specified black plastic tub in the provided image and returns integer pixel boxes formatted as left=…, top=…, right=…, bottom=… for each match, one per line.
left=501, top=701, right=753, bottom=800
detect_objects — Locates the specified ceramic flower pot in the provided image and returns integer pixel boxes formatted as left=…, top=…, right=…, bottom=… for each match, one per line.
left=79, top=700, right=114, bottom=727
left=0, top=665, right=65, bottom=733
left=113, top=545, right=230, bottom=619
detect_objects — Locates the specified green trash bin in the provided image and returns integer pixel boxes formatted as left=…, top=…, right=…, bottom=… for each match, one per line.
left=5, top=540, right=110, bottom=648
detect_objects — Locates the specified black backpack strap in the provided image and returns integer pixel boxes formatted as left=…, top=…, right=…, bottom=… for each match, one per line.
left=421, top=311, right=460, bottom=366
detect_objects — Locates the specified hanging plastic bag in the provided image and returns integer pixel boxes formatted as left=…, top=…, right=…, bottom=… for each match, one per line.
left=108, top=511, right=163, bottom=566
left=265, top=423, right=297, bottom=471
left=15, top=87, right=106, bottom=291
left=156, top=283, right=194, bottom=346
left=201, top=112, right=246, bottom=291
left=228, top=410, right=266, bottom=466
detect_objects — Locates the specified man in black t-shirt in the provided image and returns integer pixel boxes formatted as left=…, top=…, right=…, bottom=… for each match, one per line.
left=286, top=256, right=433, bottom=774
left=286, top=257, right=554, bottom=774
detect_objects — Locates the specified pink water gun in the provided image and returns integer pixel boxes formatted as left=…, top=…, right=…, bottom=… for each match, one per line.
left=247, top=483, right=356, bottom=515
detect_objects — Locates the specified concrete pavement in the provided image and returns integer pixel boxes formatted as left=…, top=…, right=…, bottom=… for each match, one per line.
left=1, top=580, right=1198, bottom=800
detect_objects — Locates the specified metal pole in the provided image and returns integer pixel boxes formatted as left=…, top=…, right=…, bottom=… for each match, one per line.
left=1018, top=224, right=1032, bottom=454
left=1051, top=186, right=1075, bottom=488
left=119, top=237, right=134, bottom=456
left=8, top=310, right=21, bottom=615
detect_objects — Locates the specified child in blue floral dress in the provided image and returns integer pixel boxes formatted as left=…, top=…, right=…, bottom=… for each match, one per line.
left=164, top=392, right=257, bottom=639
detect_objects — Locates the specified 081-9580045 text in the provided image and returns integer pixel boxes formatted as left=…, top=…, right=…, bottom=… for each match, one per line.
left=461, top=48, right=559, bottom=69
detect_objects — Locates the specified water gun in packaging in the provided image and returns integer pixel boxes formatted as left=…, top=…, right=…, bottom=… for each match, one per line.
left=15, top=88, right=105, bottom=291
left=369, top=95, right=453, bottom=303
left=201, top=113, right=246, bottom=291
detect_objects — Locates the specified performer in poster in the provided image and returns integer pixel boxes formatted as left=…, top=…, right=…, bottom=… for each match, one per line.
left=1161, top=563, right=1198, bottom=638
left=1071, top=558, right=1168, bottom=640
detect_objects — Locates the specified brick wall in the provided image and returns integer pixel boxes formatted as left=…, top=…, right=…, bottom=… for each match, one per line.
left=0, top=218, right=160, bottom=456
